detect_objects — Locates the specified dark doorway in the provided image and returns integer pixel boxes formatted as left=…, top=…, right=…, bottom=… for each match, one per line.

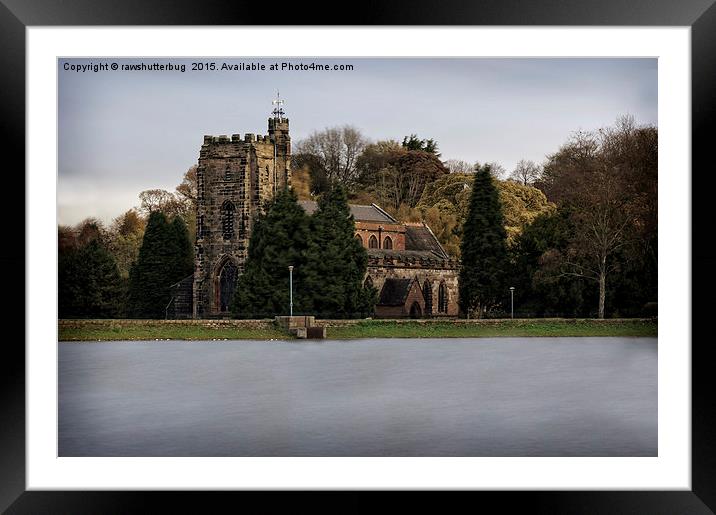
left=409, top=301, right=422, bottom=319
left=219, top=261, right=238, bottom=312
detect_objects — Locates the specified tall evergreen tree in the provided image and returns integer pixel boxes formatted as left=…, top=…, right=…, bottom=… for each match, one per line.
left=169, top=215, right=195, bottom=281
left=58, top=238, right=124, bottom=318
left=302, top=186, right=376, bottom=318
left=231, top=189, right=311, bottom=318
left=459, top=165, right=509, bottom=318
left=127, top=211, right=178, bottom=318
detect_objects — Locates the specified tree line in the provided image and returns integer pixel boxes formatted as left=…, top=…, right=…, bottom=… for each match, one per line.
left=58, top=114, right=656, bottom=319
left=292, top=115, right=656, bottom=318
left=58, top=211, right=193, bottom=318
left=455, top=116, right=657, bottom=318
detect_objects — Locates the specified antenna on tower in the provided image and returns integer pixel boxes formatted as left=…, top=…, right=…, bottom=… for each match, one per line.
left=271, top=90, right=285, bottom=120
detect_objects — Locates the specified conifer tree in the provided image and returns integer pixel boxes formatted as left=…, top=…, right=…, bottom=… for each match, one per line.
left=58, top=238, right=124, bottom=318
left=459, top=165, right=509, bottom=318
left=231, top=188, right=311, bottom=318
left=169, top=215, right=195, bottom=281
left=302, top=186, right=376, bottom=318
left=127, top=211, right=178, bottom=318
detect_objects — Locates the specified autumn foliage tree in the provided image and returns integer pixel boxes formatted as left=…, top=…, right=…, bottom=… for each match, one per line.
left=356, top=142, right=449, bottom=209
left=106, top=209, right=146, bottom=279
left=415, top=172, right=554, bottom=255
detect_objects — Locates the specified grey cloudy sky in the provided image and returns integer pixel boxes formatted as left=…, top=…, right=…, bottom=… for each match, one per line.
left=58, top=57, right=657, bottom=225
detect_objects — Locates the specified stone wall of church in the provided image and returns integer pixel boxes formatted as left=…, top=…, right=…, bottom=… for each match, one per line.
left=366, top=258, right=460, bottom=317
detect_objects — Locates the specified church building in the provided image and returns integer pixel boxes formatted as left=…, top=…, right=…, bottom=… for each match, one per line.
left=171, top=96, right=459, bottom=319
left=297, top=200, right=459, bottom=318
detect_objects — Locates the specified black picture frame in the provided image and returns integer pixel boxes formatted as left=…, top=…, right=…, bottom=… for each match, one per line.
left=2, top=1, right=714, bottom=512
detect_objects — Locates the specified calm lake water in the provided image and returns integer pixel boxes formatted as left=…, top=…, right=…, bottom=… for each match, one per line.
left=59, top=337, right=657, bottom=457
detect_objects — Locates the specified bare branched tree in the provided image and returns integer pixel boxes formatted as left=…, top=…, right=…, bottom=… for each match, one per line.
left=378, top=165, right=404, bottom=210
left=474, top=161, right=506, bottom=179
left=444, top=159, right=473, bottom=174
left=560, top=169, right=635, bottom=318
left=540, top=117, right=657, bottom=318
left=510, top=159, right=542, bottom=185
left=138, top=189, right=188, bottom=219
left=296, top=125, right=368, bottom=187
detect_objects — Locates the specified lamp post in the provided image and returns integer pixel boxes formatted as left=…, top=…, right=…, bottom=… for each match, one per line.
left=509, top=287, right=515, bottom=319
left=165, top=296, right=174, bottom=320
left=288, top=265, right=294, bottom=317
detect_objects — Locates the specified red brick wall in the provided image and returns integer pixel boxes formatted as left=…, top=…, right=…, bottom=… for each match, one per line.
left=355, top=221, right=406, bottom=250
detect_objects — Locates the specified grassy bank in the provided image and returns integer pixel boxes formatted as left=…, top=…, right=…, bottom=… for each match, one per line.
left=59, top=318, right=657, bottom=341
left=325, top=318, right=657, bottom=339
left=58, top=320, right=287, bottom=341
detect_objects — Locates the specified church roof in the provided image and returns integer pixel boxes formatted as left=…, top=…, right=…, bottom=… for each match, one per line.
left=298, top=200, right=452, bottom=261
left=377, top=278, right=416, bottom=306
left=367, top=248, right=457, bottom=268
left=404, top=223, right=449, bottom=258
left=298, top=200, right=398, bottom=223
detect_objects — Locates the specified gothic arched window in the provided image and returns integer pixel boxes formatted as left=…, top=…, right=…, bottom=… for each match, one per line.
left=438, top=282, right=448, bottom=313
left=363, top=275, right=374, bottom=290
left=423, top=280, right=433, bottom=316
left=218, top=260, right=238, bottom=312
left=383, top=236, right=393, bottom=249
left=368, top=235, right=379, bottom=249
left=355, top=234, right=363, bottom=246
left=221, top=200, right=235, bottom=240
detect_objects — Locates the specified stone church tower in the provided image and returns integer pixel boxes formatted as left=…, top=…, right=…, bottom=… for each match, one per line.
left=192, top=97, right=291, bottom=318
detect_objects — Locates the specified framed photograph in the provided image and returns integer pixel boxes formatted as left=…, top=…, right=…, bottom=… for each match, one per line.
left=3, top=0, right=715, bottom=512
